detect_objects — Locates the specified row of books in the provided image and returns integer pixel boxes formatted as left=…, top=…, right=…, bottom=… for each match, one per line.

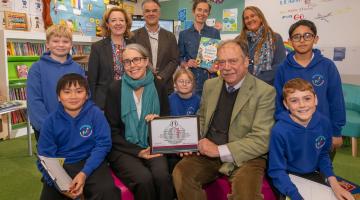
left=10, top=109, right=27, bottom=125
left=9, top=87, right=27, bottom=101
left=6, top=42, right=92, bottom=56
left=7, top=41, right=46, bottom=56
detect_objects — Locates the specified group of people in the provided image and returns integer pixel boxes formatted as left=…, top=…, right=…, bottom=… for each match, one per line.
left=25, top=0, right=355, bottom=200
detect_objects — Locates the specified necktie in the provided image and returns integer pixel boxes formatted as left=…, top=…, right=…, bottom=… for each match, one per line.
left=227, top=86, right=236, bottom=93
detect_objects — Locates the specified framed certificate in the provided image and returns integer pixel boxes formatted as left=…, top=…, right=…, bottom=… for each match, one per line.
left=149, top=116, right=199, bottom=154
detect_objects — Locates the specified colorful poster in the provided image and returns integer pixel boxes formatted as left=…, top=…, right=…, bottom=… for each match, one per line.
left=184, top=20, right=193, bottom=30
left=178, top=8, right=186, bottom=22
left=50, top=0, right=105, bottom=36
left=0, top=0, right=14, bottom=12
left=14, top=0, right=30, bottom=13
left=30, top=0, right=43, bottom=14
left=222, top=8, right=237, bottom=32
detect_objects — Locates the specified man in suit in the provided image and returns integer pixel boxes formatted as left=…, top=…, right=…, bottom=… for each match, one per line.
left=132, top=0, right=179, bottom=94
left=172, top=40, right=276, bottom=200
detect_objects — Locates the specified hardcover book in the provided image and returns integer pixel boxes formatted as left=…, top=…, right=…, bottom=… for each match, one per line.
left=16, top=64, right=28, bottom=78
left=196, top=37, right=221, bottom=69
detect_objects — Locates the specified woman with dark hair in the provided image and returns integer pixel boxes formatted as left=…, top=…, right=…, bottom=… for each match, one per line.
left=236, top=6, right=286, bottom=85
left=88, top=7, right=133, bottom=109
left=104, top=44, right=173, bottom=200
left=178, top=0, right=220, bottom=96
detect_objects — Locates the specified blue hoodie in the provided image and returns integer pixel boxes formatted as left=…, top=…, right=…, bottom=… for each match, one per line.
left=168, top=92, right=200, bottom=116
left=274, top=49, right=345, bottom=136
left=37, top=100, right=111, bottom=178
left=268, top=110, right=334, bottom=200
left=27, top=52, right=85, bottom=131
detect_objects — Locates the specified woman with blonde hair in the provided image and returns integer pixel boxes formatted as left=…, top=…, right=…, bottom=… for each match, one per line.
left=236, top=6, right=286, bottom=85
left=88, top=7, right=133, bottom=109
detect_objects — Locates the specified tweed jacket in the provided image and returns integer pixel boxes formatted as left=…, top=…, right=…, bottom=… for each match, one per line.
left=199, top=73, right=276, bottom=175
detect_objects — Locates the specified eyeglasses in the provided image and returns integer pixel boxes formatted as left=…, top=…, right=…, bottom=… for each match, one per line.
left=177, top=79, right=193, bottom=85
left=291, top=33, right=315, bottom=42
left=123, top=57, right=146, bottom=67
left=216, top=58, right=240, bottom=68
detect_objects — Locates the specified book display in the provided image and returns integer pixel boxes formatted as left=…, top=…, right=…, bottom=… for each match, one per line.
left=0, top=30, right=100, bottom=138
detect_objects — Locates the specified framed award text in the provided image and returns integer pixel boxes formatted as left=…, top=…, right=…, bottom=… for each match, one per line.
left=149, top=116, right=199, bottom=154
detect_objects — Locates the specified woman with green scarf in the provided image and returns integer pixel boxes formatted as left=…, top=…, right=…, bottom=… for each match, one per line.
left=104, top=44, right=173, bottom=200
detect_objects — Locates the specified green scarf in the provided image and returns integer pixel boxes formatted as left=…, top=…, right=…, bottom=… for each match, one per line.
left=121, top=69, right=160, bottom=148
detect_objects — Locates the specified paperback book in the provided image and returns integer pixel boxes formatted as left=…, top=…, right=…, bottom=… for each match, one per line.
left=196, top=37, right=221, bottom=69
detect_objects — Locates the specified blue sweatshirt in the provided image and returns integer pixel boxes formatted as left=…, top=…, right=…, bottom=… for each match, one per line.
left=169, top=92, right=200, bottom=116
left=27, top=52, right=85, bottom=131
left=274, top=49, right=346, bottom=136
left=38, top=100, right=112, bottom=178
left=268, top=110, right=334, bottom=200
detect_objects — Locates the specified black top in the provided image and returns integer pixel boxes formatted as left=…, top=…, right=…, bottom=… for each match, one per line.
left=87, top=37, right=134, bottom=109
left=206, top=83, right=239, bottom=145
left=104, top=79, right=169, bottom=162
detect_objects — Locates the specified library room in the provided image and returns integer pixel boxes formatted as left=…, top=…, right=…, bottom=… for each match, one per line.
left=0, top=0, right=359, bottom=199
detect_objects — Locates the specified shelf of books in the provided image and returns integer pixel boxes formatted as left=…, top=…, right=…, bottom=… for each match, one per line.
left=0, top=30, right=100, bottom=138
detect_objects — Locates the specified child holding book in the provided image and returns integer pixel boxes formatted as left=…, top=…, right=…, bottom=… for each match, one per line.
left=27, top=24, right=85, bottom=140
left=274, top=20, right=345, bottom=152
left=37, top=73, right=119, bottom=200
left=268, top=78, right=354, bottom=200
left=169, top=68, right=200, bottom=116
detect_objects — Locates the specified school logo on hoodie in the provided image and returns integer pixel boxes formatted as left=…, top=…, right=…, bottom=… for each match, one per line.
left=79, top=125, right=93, bottom=137
left=312, top=74, right=325, bottom=86
left=315, top=136, right=326, bottom=149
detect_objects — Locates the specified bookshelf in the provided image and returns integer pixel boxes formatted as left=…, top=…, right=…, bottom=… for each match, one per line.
left=0, top=30, right=100, bottom=138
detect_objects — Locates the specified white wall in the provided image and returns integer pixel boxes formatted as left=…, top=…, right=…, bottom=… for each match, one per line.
left=245, top=0, right=360, bottom=84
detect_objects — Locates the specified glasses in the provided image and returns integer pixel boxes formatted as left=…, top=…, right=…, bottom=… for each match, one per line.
left=216, top=58, right=240, bottom=68
left=291, top=33, right=315, bottom=42
left=176, top=79, right=193, bottom=85
left=123, top=57, right=146, bottom=67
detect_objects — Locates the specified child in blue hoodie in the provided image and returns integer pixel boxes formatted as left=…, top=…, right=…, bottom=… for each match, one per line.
left=274, top=20, right=345, bottom=152
left=268, top=78, right=353, bottom=200
left=27, top=24, right=85, bottom=140
left=169, top=68, right=200, bottom=116
left=37, top=73, right=119, bottom=200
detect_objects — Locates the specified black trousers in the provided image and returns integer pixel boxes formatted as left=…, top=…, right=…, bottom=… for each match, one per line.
left=40, top=161, right=120, bottom=200
left=110, top=153, right=174, bottom=200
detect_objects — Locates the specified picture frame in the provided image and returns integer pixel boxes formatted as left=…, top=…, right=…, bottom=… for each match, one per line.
left=4, top=11, right=28, bottom=31
left=149, top=116, right=200, bottom=154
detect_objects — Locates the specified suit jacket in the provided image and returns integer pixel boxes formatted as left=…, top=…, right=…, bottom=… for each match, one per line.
left=87, top=37, right=133, bottom=109
left=199, top=73, right=276, bottom=175
left=132, top=27, right=179, bottom=94
left=104, top=79, right=169, bottom=162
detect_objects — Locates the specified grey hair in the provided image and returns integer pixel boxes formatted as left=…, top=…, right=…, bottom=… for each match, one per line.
left=125, top=43, right=150, bottom=58
left=218, top=39, right=249, bottom=59
left=124, top=43, right=154, bottom=70
left=141, top=0, right=161, bottom=10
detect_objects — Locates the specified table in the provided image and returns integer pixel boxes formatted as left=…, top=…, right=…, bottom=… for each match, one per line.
left=0, top=100, right=32, bottom=156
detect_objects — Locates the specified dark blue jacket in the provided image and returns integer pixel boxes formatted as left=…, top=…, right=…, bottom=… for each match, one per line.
left=274, top=49, right=345, bottom=136
left=268, top=110, right=334, bottom=200
left=169, top=92, right=200, bottom=116
left=178, top=25, right=220, bottom=96
left=38, top=100, right=111, bottom=178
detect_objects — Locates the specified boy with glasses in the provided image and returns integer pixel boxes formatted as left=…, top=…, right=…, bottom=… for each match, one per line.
left=274, top=20, right=345, bottom=153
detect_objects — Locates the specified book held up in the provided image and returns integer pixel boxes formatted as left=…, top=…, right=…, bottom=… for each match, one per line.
left=196, top=37, right=221, bottom=69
